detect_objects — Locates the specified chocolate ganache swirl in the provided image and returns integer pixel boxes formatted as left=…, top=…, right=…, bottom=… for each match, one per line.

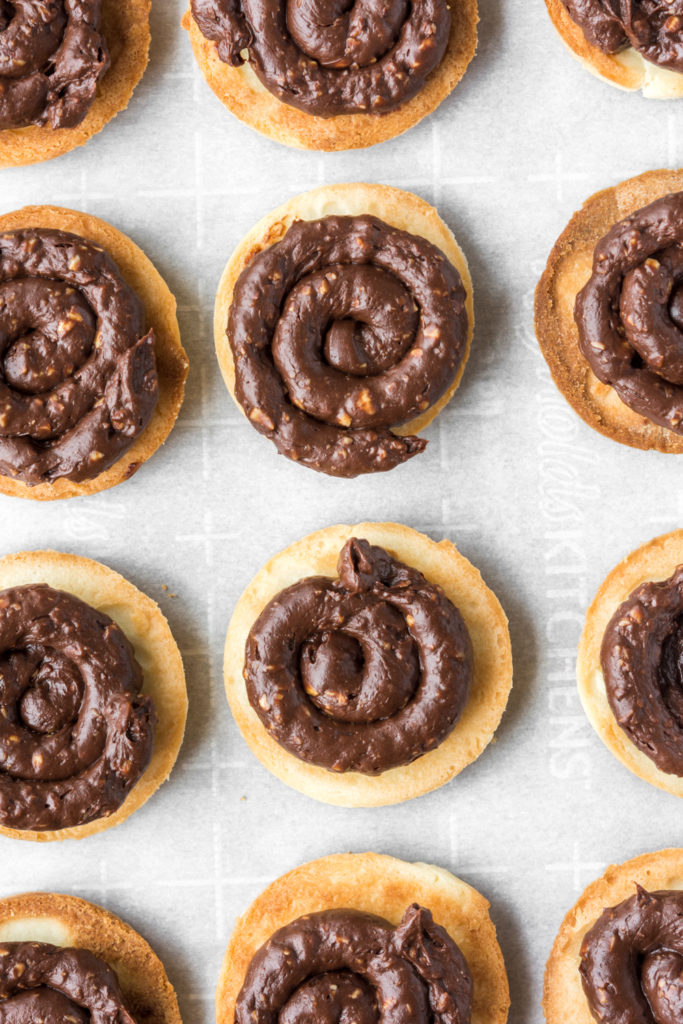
left=0, top=583, right=155, bottom=831
left=244, top=538, right=473, bottom=774
left=236, top=905, right=473, bottom=1024
left=0, top=227, right=158, bottom=486
left=562, top=1, right=683, bottom=73
left=0, top=941, right=136, bottom=1023
left=575, top=192, right=683, bottom=435
left=601, top=565, right=683, bottom=776
left=0, top=2, right=109, bottom=131
left=227, top=215, right=468, bottom=477
left=580, top=887, right=683, bottom=1024
left=190, top=0, right=450, bottom=117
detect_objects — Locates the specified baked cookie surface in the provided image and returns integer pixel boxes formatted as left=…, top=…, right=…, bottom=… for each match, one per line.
left=0, top=549, right=187, bottom=841
left=215, top=183, right=474, bottom=476
left=544, top=0, right=683, bottom=98
left=578, top=529, right=683, bottom=798
left=183, top=0, right=477, bottom=150
left=0, top=205, right=188, bottom=500
left=544, top=848, right=683, bottom=1024
left=0, top=890, right=182, bottom=1024
left=217, top=852, right=510, bottom=1024
left=224, top=521, right=512, bottom=806
left=0, top=0, right=152, bottom=168
left=535, top=169, right=683, bottom=452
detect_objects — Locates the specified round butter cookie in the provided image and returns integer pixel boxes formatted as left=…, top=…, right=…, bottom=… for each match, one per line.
left=0, top=204, right=188, bottom=499
left=183, top=0, right=478, bottom=150
left=215, top=183, right=473, bottom=477
left=217, top=852, right=510, bottom=1024
left=0, top=0, right=152, bottom=168
left=578, top=529, right=683, bottom=798
left=0, top=548, right=187, bottom=841
left=544, top=0, right=683, bottom=98
left=224, top=521, right=512, bottom=806
left=544, top=848, right=683, bottom=1024
left=535, top=168, right=683, bottom=452
left=0, top=890, right=182, bottom=1023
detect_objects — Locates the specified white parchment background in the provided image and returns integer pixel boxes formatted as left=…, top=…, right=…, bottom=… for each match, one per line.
left=1, top=1, right=682, bottom=1021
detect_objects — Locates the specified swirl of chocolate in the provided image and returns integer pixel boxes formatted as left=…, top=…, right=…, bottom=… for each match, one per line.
left=236, top=904, right=473, bottom=1024
left=575, top=192, right=683, bottom=435
left=0, top=1, right=109, bottom=131
left=562, top=1, right=683, bottom=73
left=0, top=227, right=158, bottom=485
left=0, top=940, right=136, bottom=1023
left=244, top=537, right=473, bottom=774
left=580, top=887, right=683, bottom=1024
left=0, top=583, right=155, bottom=831
left=190, top=0, right=450, bottom=118
left=600, top=564, right=683, bottom=777
left=228, top=215, right=468, bottom=477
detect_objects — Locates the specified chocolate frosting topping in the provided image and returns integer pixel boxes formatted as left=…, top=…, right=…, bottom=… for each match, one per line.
left=0, top=227, right=158, bottom=486
left=190, top=0, right=450, bottom=117
left=228, top=215, right=468, bottom=477
left=0, top=583, right=155, bottom=831
left=580, top=887, right=683, bottom=1024
left=0, top=1, right=109, bottom=131
left=244, top=537, right=473, bottom=774
left=236, top=905, right=473, bottom=1024
left=601, top=565, right=683, bottom=777
left=0, top=941, right=135, bottom=1023
left=562, top=1, right=683, bottom=73
left=575, top=192, right=683, bottom=435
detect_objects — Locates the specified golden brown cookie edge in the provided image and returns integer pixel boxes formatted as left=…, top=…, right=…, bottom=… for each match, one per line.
left=0, top=890, right=182, bottom=1024
left=212, top=182, right=474, bottom=464
left=0, top=549, right=187, bottom=841
left=577, top=528, right=683, bottom=798
left=0, top=0, right=152, bottom=168
left=183, top=2, right=478, bottom=150
left=223, top=520, right=512, bottom=807
left=543, top=847, right=683, bottom=1024
left=0, top=204, right=188, bottom=500
left=534, top=168, right=683, bottom=454
left=216, top=852, right=510, bottom=1024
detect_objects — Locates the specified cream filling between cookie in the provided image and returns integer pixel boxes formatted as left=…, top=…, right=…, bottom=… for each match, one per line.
left=558, top=30, right=683, bottom=98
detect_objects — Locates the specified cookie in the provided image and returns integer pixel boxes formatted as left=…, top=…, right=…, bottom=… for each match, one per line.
left=224, top=521, right=512, bottom=806
left=0, top=890, right=181, bottom=1023
left=182, top=0, right=477, bottom=150
left=535, top=168, right=683, bottom=453
left=0, top=204, right=188, bottom=500
left=0, top=0, right=152, bottom=168
left=0, top=549, right=187, bottom=841
left=578, top=528, right=683, bottom=798
left=544, top=0, right=683, bottom=99
left=215, top=183, right=474, bottom=476
left=217, top=852, right=510, bottom=1024
left=544, top=848, right=683, bottom=1024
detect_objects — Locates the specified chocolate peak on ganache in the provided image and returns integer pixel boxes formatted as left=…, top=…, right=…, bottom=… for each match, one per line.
left=580, top=887, right=683, bottom=1024
left=235, top=905, right=473, bottom=1024
left=244, top=537, right=473, bottom=774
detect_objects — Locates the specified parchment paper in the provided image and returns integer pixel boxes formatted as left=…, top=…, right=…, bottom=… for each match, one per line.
left=1, top=1, right=682, bottom=1020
